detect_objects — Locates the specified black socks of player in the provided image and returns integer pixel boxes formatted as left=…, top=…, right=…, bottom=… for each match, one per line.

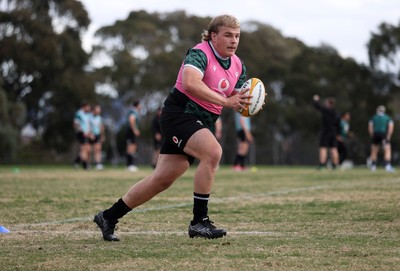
left=103, top=194, right=210, bottom=225
left=74, top=155, right=88, bottom=169
left=126, top=153, right=136, bottom=166
left=74, top=156, right=81, bottom=164
left=384, top=160, right=391, bottom=166
left=192, top=192, right=210, bottom=225
left=103, top=198, right=132, bottom=221
left=234, top=154, right=246, bottom=167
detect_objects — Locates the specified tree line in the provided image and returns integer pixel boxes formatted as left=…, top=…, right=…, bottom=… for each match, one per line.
left=0, top=0, right=399, bottom=165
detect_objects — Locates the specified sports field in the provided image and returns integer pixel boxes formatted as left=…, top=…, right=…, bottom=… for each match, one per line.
left=0, top=165, right=399, bottom=270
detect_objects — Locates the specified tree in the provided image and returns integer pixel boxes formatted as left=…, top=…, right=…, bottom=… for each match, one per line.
left=368, top=21, right=400, bottom=77
left=91, top=10, right=210, bottom=99
left=0, top=0, right=95, bottom=156
left=0, top=88, right=24, bottom=162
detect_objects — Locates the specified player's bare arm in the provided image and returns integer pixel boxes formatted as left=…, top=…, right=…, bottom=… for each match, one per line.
left=129, top=115, right=140, bottom=136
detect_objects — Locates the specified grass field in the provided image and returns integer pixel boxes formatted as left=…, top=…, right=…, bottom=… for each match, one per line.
left=0, top=165, right=399, bottom=270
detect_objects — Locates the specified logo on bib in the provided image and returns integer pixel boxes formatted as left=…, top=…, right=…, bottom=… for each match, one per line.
left=218, top=78, right=230, bottom=92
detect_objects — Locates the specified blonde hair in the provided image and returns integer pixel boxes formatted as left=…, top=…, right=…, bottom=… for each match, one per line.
left=377, top=105, right=386, bottom=113
left=201, top=15, right=240, bottom=41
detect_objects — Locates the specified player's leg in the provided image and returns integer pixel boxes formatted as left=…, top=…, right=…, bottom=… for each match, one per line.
left=74, top=144, right=82, bottom=168
left=94, top=142, right=103, bottom=169
left=330, top=147, right=339, bottom=168
left=319, top=147, right=328, bottom=167
left=73, top=133, right=83, bottom=168
left=318, top=133, right=329, bottom=169
left=383, top=143, right=394, bottom=172
left=328, top=134, right=339, bottom=169
left=183, top=128, right=226, bottom=239
left=151, top=147, right=160, bottom=169
left=122, top=154, right=189, bottom=208
left=80, top=141, right=90, bottom=170
left=94, top=154, right=189, bottom=241
left=185, top=128, right=222, bottom=194
left=126, top=142, right=138, bottom=171
left=338, top=141, right=348, bottom=164
left=337, top=140, right=346, bottom=165
left=238, top=141, right=250, bottom=169
left=370, top=144, right=379, bottom=171
left=233, top=131, right=247, bottom=170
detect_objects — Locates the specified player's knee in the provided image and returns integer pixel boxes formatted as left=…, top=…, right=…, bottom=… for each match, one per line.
left=208, top=144, right=222, bottom=166
left=153, top=176, right=174, bottom=192
left=151, top=171, right=177, bottom=191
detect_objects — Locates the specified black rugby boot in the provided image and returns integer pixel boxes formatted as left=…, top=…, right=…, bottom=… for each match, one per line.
left=93, top=211, right=120, bottom=241
left=188, top=216, right=227, bottom=239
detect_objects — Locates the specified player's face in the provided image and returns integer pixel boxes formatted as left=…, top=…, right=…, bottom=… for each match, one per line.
left=84, top=105, right=91, bottom=112
left=211, top=26, right=240, bottom=58
left=94, top=106, right=101, bottom=115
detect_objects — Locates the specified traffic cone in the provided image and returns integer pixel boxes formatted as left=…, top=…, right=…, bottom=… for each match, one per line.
left=0, top=225, right=10, bottom=233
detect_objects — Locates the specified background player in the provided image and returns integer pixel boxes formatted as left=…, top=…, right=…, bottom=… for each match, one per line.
left=313, top=95, right=340, bottom=169
left=232, top=112, right=253, bottom=171
left=73, top=102, right=91, bottom=170
left=368, top=105, right=394, bottom=172
left=90, top=105, right=105, bottom=170
left=337, top=112, right=351, bottom=166
left=126, top=100, right=141, bottom=172
left=151, top=107, right=162, bottom=168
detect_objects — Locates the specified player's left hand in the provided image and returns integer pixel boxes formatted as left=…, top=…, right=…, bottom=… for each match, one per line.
left=228, top=88, right=252, bottom=111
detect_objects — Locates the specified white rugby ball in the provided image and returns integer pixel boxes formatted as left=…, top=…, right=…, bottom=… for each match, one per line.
left=239, top=78, right=266, bottom=117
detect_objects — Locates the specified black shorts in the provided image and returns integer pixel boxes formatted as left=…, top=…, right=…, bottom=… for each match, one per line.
left=237, top=130, right=247, bottom=142
left=160, top=89, right=219, bottom=164
left=76, top=132, right=90, bottom=144
left=319, top=131, right=337, bottom=148
left=90, top=135, right=101, bottom=144
left=126, top=129, right=137, bottom=144
left=372, top=132, right=387, bottom=145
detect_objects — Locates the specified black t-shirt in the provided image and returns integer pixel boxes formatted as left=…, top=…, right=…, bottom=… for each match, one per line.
left=313, top=101, right=339, bottom=134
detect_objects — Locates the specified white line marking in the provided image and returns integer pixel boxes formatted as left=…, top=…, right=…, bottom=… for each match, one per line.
left=9, top=230, right=281, bottom=236
left=10, top=179, right=400, bottom=230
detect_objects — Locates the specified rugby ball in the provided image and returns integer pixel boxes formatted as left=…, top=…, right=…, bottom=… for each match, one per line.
left=238, top=78, right=266, bottom=117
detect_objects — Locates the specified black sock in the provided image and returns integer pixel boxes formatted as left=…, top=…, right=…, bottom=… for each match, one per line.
left=239, top=155, right=246, bottom=167
left=74, top=156, right=81, bottom=164
left=131, top=154, right=136, bottom=165
left=126, top=153, right=132, bottom=166
left=81, top=160, right=88, bottom=169
left=126, top=153, right=137, bottom=166
left=103, top=198, right=132, bottom=221
left=234, top=154, right=240, bottom=165
left=234, top=154, right=245, bottom=166
left=192, top=192, right=210, bottom=225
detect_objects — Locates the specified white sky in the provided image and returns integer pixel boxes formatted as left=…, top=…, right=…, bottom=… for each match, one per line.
left=80, top=0, right=400, bottom=65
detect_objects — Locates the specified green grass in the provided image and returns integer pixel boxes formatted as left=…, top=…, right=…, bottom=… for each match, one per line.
left=0, top=165, right=399, bottom=270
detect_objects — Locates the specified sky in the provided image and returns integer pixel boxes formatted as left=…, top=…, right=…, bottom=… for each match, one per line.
left=80, top=0, right=400, bottom=65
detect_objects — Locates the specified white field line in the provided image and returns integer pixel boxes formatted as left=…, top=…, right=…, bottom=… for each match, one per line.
left=8, top=230, right=281, bottom=237
left=10, top=179, right=400, bottom=232
left=11, top=184, right=330, bottom=230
